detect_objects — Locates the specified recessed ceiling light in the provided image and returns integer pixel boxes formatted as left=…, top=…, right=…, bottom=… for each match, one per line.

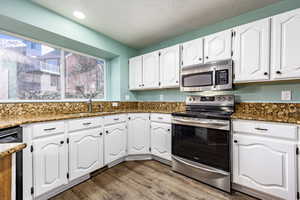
left=73, top=11, right=85, bottom=19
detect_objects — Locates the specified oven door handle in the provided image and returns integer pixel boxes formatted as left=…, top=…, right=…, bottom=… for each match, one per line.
left=172, top=118, right=228, bottom=126
left=172, top=156, right=229, bottom=176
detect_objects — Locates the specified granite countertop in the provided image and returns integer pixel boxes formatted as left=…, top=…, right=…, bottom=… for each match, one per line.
left=0, top=143, right=27, bottom=158
left=0, top=110, right=173, bottom=129
left=231, top=103, right=300, bottom=125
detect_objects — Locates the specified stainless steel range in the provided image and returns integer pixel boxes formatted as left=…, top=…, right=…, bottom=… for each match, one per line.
left=171, top=95, right=234, bottom=193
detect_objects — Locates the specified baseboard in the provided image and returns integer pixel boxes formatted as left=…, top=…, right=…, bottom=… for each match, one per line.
left=107, top=157, right=125, bottom=168
left=232, top=183, right=283, bottom=200
left=125, top=154, right=152, bottom=161
left=35, top=175, right=90, bottom=200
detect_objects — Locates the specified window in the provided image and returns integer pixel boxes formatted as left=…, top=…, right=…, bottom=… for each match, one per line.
left=65, top=52, right=105, bottom=99
left=0, top=32, right=106, bottom=101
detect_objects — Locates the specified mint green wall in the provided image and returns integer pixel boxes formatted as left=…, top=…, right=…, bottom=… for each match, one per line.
left=0, top=0, right=138, bottom=101
left=135, top=0, right=300, bottom=103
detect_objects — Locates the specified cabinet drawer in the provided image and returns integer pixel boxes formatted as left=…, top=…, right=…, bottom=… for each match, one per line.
left=104, top=114, right=127, bottom=126
left=32, top=121, right=65, bottom=139
left=232, top=120, right=297, bottom=140
left=151, top=114, right=171, bottom=123
left=68, top=117, right=102, bottom=132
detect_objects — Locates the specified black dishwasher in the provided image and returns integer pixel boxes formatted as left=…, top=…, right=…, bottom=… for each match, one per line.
left=0, top=126, right=23, bottom=200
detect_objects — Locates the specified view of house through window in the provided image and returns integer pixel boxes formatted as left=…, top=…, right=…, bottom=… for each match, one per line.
left=0, top=32, right=105, bottom=101
left=65, top=52, right=105, bottom=99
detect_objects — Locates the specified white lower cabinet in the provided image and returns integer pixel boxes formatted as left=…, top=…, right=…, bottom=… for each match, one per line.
left=151, top=122, right=171, bottom=161
left=33, top=134, right=68, bottom=197
left=104, top=122, right=127, bottom=164
left=127, top=113, right=150, bottom=155
left=232, top=120, right=298, bottom=200
left=69, top=128, right=104, bottom=181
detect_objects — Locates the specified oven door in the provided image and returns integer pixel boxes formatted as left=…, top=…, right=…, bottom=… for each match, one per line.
left=171, top=118, right=230, bottom=172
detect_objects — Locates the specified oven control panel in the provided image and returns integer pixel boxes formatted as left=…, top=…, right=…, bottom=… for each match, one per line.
left=186, top=95, right=234, bottom=106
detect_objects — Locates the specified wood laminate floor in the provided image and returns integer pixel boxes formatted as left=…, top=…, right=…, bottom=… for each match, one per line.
left=51, top=160, right=256, bottom=200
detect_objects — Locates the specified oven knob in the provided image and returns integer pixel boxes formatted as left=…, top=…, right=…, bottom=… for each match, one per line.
left=189, top=97, right=193, bottom=102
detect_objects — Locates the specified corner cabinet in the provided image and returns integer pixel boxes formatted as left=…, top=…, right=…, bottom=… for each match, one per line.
left=104, top=122, right=127, bottom=164
left=233, top=18, right=270, bottom=82
left=127, top=113, right=150, bottom=155
left=271, top=8, right=300, bottom=80
left=181, top=38, right=204, bottom=67
left=142, top=51, right=160, bottom=89
left=68, top=128, right=104, bottom=181
left=151, top=122, right=171, bottom=161
left=129, top=56, right=143, bottom=90
left=159, top=45, right=180, bottom=88
left=33, top=135, right=68, bottom=197
left=204, top=29, right=232, bottom=63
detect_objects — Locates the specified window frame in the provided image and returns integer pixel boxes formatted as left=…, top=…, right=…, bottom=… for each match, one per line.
left=0, top=30, right=107, bottom=103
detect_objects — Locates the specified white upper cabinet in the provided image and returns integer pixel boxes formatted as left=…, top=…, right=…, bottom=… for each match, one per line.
left=69, top=128, right=103, bottom=181
left=159, top=45, right=180, bottom=88
left=104, top=122, right=127, bottom=164
left=129, top=56, right=143, bottom=90
left=33, top=135, right=68, bottom=197
left=142, top=51, right=160, bottom=89
left=127, top=113, right=150, bottom=155
left=151, top=122, right=171, bottom=161
left=204, top=29, right=232, bottom=63
left=181, top=38, right=204, bottom=67
left=233, top=134, right=297, bottom=200
left=233, top=18, right=270, bottom=82
left=272, top=8, right=300, bottom=80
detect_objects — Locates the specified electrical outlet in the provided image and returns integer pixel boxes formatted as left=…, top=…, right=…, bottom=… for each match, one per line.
left=281, top=90, right=292, bottom=101
left=125, top=95, right=130, bottom=100
left=160, top=94, right=164, bottom=101
left=112, top=102, right=119, bottom=107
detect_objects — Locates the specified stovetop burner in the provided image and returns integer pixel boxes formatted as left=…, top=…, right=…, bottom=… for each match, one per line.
left=172, top=95, right=235, bottom=120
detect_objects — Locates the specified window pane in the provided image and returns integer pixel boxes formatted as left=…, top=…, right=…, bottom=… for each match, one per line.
left=65, top=52, right=105, bottom=99
left=0, top=33, right=61, bottom=100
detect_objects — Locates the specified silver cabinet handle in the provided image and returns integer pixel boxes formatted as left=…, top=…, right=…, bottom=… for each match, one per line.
left=172, top=156, right=229, bottom=176
left=113, top=118, right=119, bottom=121
left=44, top=128, right=56, bottom=131
left=158, top=117, right=163, bottom=120
left=83, top=122, right=91, bottom=126
left=255, top=127, right=268, bottom=131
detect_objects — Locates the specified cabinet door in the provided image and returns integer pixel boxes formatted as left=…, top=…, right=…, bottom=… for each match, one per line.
left=129, top=56, right=143, bottom=90
left=142, top=51, right=160, bottom=89
left=151, top=122, right=171, bottom=161
left=128, top=114, right=150, bottom=155
left=33, top=135, right=68, bottom=197
left=232, top=134, right=297, bottom=200
left=159, top=45, right=180, bottom=88
left=104, top=123, right=127, bottom=164
left=69, top=128, right=103, bottom=181
left=204, top=29, right=232, bottom=63
left=233, top=18, right=270, bottom=82
left=272, top=8, right=300, bottom=80
left=181, top=38, right=204, bottom=67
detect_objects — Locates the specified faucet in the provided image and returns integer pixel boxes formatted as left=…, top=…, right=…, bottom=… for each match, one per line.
left=87, top=97, right=93, bottom=113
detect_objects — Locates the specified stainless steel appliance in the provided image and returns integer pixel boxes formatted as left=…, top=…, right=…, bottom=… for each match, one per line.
left=180, top=59, right=233, bottom=92
left=0, top=126, right=23, bottom=200
left=171, top=95, right=234, bottom=193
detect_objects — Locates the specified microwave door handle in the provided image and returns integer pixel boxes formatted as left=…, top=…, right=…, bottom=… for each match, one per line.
left=212, top=68, right=216, bottom=88
left=172, top=156, right=229, bottom=176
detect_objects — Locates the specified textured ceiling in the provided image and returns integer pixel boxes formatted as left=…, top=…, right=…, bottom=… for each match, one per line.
left=32, top=0, right=279, bottom=49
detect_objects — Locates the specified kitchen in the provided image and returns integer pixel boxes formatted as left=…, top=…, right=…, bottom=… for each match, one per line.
left=0, top=0, right=300, bottom=200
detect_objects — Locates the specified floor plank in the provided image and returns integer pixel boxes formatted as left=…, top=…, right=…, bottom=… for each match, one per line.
left=51, top=160, right=256, bottom=200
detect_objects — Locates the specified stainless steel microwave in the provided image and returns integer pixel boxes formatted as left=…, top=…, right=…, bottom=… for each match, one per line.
left=180, top=59, right=233, bottom=92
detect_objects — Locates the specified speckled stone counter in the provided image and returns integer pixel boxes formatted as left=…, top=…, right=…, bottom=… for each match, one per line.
left=0, top=143, right=27, bottom=158
left=232, top=103, right=300, bottom=124
left=0, top=101, right=185, bottom=129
